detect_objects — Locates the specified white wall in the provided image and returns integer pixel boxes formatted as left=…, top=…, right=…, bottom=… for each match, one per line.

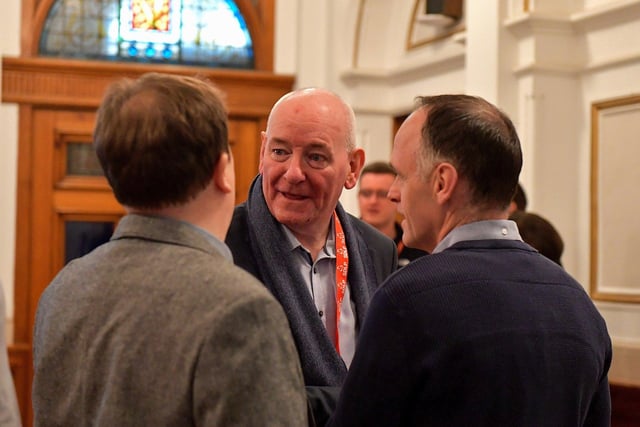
left=0, top=0, right=20, bottom=326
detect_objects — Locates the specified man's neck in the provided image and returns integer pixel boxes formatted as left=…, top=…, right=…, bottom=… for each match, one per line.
left=128, top=187, right=232, bottom=241
left=287, top=221, right=333, bottom=262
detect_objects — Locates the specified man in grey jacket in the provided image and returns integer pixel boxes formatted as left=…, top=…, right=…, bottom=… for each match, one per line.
left=32, top=73, right=308, bottom=426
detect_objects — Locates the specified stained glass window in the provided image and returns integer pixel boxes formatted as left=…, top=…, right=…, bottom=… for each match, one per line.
left=39, top=0, right=254, bottom=69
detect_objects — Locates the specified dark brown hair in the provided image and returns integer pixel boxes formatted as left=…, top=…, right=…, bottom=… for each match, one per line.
left=510, top=210, right=564, bottom=265
left=360, top=161, right=397, bottom=179
left=416, top=94, right=522, bottom=209
left=93, top=73, right=228, bottom=209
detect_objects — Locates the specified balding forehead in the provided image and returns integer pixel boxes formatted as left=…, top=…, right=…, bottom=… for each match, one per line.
left=267, top=88, right=356, bottom=150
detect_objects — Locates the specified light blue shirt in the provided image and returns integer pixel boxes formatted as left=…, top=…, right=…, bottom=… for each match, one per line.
left=281, top=220, right=356, bottom=368
left=432, top=219, right=523, bottom=254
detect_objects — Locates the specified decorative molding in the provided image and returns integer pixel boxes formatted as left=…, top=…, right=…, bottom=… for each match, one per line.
left=504, top=13, right=574, bottom=35
left=506, top=1, right=640, bottom=78
left=513, top=61, right=581, bottom=77
left=341, top=50, right=464, bottom=84
left=416, top=14, right=457, bottom=27
left=571, top=0, right=640, bottom=27
left=584, top=51, right=640, bottom=73
left=1, top=57, right=294, bottom=116
left=505, top=0, right=640, bottom=33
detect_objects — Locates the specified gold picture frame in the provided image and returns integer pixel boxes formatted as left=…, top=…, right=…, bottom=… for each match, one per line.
left=590, top=94, right=640, bottom=302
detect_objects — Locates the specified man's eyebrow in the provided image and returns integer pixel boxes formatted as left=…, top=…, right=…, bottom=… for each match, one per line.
left=305, top=142, right=332, bottom=151
left=268, top=137, right=290, bottom=146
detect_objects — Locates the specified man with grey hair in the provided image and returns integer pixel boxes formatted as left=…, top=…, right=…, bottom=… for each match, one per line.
left=226, top=88, right=397, bottom=422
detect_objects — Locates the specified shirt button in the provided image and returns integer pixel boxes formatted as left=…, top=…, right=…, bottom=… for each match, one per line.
left=313, top=267, right=317, bottom=274
left=319, top=310, right=324, bottom=317
left=501, top=227, right=508, bottom=236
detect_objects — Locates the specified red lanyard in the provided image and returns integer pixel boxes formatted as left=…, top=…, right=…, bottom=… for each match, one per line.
left=333, top=211, right=348, bottom=354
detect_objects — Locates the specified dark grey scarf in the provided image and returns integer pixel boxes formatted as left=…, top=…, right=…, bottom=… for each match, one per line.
left=245, top=175, right=377, bottom=386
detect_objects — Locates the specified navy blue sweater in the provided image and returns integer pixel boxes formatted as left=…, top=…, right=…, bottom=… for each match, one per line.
left=329, top=239, right=611, bottom=427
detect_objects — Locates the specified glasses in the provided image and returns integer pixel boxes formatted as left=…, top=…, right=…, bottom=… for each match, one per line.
left=358, top=189, right=389, bottom=199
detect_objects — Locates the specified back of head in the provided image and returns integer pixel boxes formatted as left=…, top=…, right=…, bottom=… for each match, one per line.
left=416, top=95, right=522, bottom=210
left=93, top=73, right=228, bottom=210
left=510, top=210, right=564, bottom=265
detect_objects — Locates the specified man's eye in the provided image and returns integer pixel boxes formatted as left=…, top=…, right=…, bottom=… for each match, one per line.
left=308, top=153, right=329, bottom=169
left=271, top=148, right=288, bottom=159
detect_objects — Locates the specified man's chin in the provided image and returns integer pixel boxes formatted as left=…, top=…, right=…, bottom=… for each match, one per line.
left=273, top=212, right=312, bottom=228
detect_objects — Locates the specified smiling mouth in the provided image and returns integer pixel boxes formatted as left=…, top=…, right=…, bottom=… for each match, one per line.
left=280, top=191, right=307, bottom=201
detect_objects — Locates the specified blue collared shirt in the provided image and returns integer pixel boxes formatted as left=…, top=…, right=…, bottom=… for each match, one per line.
left=432, top=220, right=523, bottom=254
left=281, top=220, right=357, bottom=368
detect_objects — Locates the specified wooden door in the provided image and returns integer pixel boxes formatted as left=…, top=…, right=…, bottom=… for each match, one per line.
left=229, top=118, right=263, bottom=203
left=28, top=110, right=264, bottom=317
left=29, top=109, right=123, bottom=323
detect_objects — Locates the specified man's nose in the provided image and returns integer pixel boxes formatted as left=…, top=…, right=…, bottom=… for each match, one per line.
left=283, top=155, right=305, bottom=183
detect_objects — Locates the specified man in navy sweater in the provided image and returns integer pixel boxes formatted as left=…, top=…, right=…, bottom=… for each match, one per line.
left=328, top=95, right=611, bottom=426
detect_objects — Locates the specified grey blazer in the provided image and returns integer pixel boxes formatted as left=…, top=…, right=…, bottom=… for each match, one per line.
left=33, top=214, right=307, bottom=427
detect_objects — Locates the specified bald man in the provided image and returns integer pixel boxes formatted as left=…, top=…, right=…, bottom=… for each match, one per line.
left=225, top=88, right=397, bottom=396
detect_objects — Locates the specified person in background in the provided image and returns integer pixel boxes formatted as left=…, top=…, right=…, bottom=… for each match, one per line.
left=358, top=161, right=428, bottom=267
left=225, top=87, right=397, bottom=425
left=0, top=283, right=21, bottom=427
left=508, top=181, right=527, bottom=214
left=328, top=94, right=611, bottom=426
left=510, top=210, right=564, bottom=266
left=32, top=73, right=307, bottom=426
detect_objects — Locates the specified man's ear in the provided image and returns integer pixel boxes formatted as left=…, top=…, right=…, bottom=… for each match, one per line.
left=258, top=131, right=267, bottom=174
left=433, top=162, right=458, bottom=205
left=344, top=148, right=365, bottom=190
left=213, top=152, right=233, bottom=194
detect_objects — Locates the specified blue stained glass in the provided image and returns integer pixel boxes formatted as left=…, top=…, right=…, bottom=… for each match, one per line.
left=38, top=0, right=254, bottom=69
left=145, top=45, right=156, bottom=57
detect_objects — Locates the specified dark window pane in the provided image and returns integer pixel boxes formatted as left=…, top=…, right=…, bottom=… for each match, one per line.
left=67, top=142, right=104, bottom=176
left=65, top=221, right=115, bottom=264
